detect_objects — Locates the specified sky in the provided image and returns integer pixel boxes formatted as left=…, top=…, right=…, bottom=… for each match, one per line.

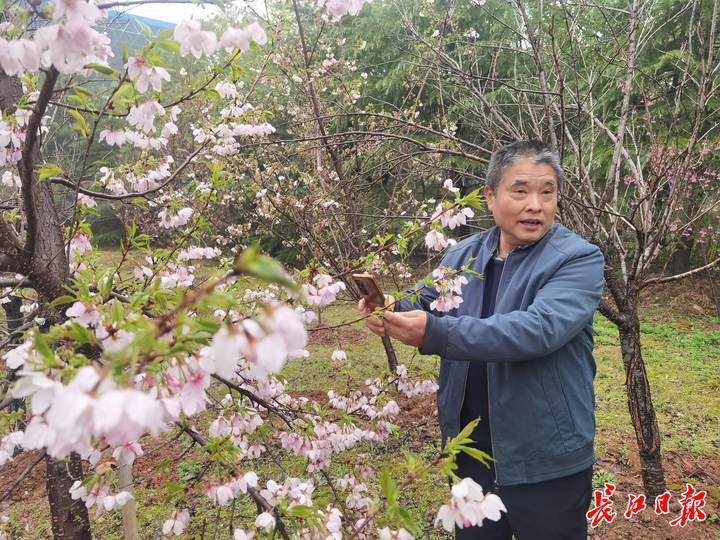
left=119, top=3, right=222, bottom=24
left=114, top=0, right=266, bottom=24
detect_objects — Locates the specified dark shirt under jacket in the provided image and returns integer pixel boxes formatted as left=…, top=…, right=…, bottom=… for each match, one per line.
left=459, top=255, right=505, bottom=453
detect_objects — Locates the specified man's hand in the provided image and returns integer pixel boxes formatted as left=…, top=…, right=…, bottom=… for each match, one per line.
left=358, top=294, right=395, bottom=337
left=382, top=309, right=427, bottom=348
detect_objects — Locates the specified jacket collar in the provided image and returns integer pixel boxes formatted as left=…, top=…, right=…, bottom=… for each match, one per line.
left=481, top=223, right=558, bottom=262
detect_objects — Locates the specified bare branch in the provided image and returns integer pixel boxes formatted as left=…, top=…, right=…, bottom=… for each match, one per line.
left=643, top=255, right=720, bottom=288
left=0, top=451, right=46, bottom=504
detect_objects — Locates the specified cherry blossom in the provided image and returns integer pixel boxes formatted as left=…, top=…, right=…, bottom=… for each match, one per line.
left=233, top=530, right=255, bottom=540
left=98, top=129, right=127, bottom=146
left=66, top=302, right=101, bottom=327
left=443, top=178, right=460, bottom=192
left=435, top=477, right=507, bottom=532
left=255, top=511, right=276, bottom=532
left=162, top=509, right=190, bottom=536
left=127, top=101, right=165, bottom=134
left=112, top=441, right=143, bottom=466
left=320, top=0, right=370, bottom=20
left=425, top=229, right=457, bottom=252
left=378, top=528, right=414, bottom=540
left=158, top=207, right=193, bottom=228
left=220, top=22, right=267, bottom=53
left=301, top=274, right=346, bottom=306
left=174, top=19, right=218, bottom=58
left=331, top=349, right=347, bottom=362
left=428, top=267, right=469, bottom=313
left=431, top=203, right=475, bottom=229
left=126, top=57, right=171, bottom=93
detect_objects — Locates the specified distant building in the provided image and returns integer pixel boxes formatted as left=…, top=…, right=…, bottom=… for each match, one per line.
left=99, top=10, right=176, bottom=68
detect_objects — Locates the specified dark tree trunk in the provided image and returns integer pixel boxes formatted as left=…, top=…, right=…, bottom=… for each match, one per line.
left=1, top=295, right=26, bottom=424
left=669, top=237, right=694, bottom=275
left=1, top=69, right=92, bottom=538
left=618, top=305, right=666, bottom=498
left=45, top=454, right=91, bottom=540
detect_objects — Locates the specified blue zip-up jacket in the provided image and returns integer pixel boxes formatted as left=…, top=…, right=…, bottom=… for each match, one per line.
left=396, top=224, right=604, bottom=486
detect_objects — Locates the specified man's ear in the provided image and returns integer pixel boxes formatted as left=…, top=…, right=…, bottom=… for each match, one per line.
left=484, top=185, right=495, bottom=213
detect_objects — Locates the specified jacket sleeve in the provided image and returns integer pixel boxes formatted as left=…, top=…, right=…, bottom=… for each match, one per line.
left=420, top=245, right=604, bottom=362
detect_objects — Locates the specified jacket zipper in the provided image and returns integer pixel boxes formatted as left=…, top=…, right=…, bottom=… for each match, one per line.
left=488, top=248, right=512, bottom=490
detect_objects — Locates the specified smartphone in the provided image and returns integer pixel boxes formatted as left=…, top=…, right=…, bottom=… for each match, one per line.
left=352, top=273, right=385, bottom=309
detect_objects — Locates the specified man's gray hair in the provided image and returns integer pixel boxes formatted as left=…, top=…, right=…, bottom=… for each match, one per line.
left=485, top=140, right=564, bottom=192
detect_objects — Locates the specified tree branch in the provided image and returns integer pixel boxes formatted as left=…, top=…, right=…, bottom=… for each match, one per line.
left=642, top=255, right=720, bottom=288
left=0, top=451, right=46, bottom=504
left=20, top=66, right=60, bottom=254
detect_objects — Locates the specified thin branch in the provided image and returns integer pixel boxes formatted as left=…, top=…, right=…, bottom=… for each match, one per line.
left=642, top=255, right=720, bottom=288
left=0, top=451, right=46, bottom=504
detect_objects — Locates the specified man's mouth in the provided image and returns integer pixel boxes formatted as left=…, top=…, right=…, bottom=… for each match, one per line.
left=520, top=219, right=542, bottom=226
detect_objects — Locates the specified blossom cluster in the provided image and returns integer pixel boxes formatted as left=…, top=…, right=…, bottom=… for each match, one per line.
left=428, top=266, right=469, bottom=313
left=0, top=0, right=111, bottom=76
left=69, top=481, right=134, bottom=517
left=301, top=273, right=347, bottom=306
left=435, top=477, right=507, bottom=531
left=315, top=0, right=370, bottom=20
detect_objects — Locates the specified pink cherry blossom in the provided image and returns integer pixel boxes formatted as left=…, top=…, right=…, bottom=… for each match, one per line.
left=378, top=528, right=414, bottom=540
left=425, top=229, right=457, bottom=252
left=158, top=207, right=193, bottom=228
left=126, top=57, right=171, bottom=93
left=255, top=511, right=276, bottom=532
left=163, top=509, right=190, bottom=536
left=99, top=128, right=127, bottom=146
left=66, top=302, right=100, bottom=327
left=443, top=178, right=460, bottom=192
left=93, top=389, right=166, bottom=446
left=127, top=101, right=165, bottom=134
left=435, top=477, right=507, bottom=532
left=219, top=22, right=267, bottom=53
left=112, top=440, right=143, bottom=465
left=174, top=19, right=217, bottom=58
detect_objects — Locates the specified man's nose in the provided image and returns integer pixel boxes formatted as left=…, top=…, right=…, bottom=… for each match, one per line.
left=525, top=193, right=543, bottom=212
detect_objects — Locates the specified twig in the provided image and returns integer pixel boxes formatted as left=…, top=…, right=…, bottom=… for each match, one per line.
left=0, top=451, right=46, bottom=504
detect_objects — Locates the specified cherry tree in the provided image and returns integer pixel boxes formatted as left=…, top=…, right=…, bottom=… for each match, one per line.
left=0, top=0, right=498, bottom=537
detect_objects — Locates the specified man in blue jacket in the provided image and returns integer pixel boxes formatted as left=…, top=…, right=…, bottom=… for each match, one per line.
left=360, top=140, right=605, bottom=539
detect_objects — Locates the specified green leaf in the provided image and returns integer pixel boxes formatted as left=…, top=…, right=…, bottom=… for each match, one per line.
left=460, top=188, right=484, bottom=209
left=32, top=334, right=55, bottom=364
left=379, top=468, right=398, bottom=508
left=457, top=445, right=493, bottom=467
left=48, top=295, right=75, bottom=308
left=68, top=109, right=89, bottom=138
left=122, top=44, right=129, bottom=65
left=156, top=39, right=181, bottom=54
left=38, top=163, right=64, bottom=181
left=86, top=63, right=117, bottom=77
left=397, top=507, right=420, bottom=535
left=233, top=245, right=297, bottom=291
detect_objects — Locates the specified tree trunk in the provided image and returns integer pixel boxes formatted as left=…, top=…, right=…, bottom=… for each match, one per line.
left=1, top=68, right=92, bottom=539
left=668, top=237, right=694, bottom=275
left=618, top=311, right=666, bottom=497
left=45, top=454, right=92, bottom=540
left=118, top=463, right=139, bottom=540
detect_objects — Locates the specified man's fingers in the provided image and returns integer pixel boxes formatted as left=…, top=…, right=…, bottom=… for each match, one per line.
left=364, top=313, right=386, bottom=336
